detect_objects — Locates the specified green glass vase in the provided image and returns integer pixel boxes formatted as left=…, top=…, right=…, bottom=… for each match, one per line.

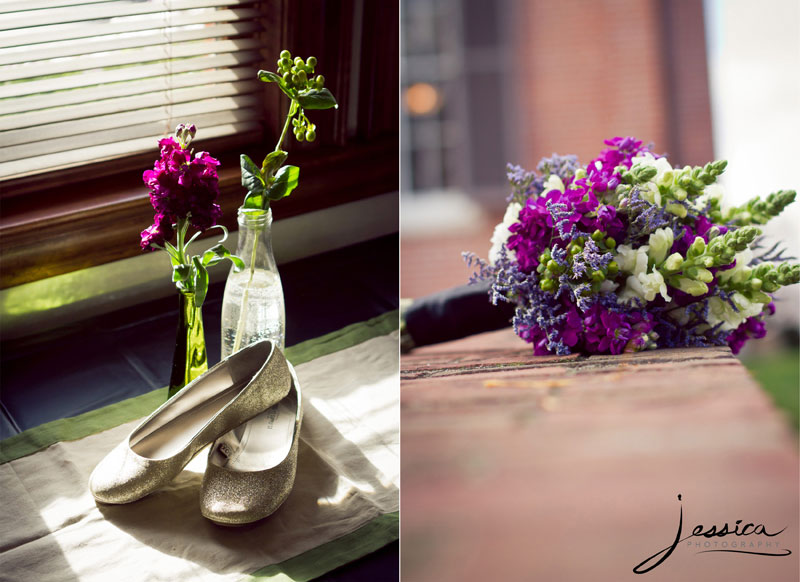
left=168, top=291, right=208, bottom=399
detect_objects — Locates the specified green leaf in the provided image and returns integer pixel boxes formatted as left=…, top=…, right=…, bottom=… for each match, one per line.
left=202, top=243, right=244, bottom=272
left=204, top=224, right=230, bottom=245
left=241, top=154, right=265, bottom=191
left=243, top=192, right=264, bottom=210
left=296, top=88, right=338, bottom=110
left=163, top=242, right=182, bottom=267
left=192, top=256, right=209, bottom=307
left=257, top=69, right=295, bottom=99
left=258, top=70, right=282, bottom=83
left=266, top=165, right=300, bottom=201
left=241, top=154, right=266, bottom=209
left=261, top=150, right=288, bottom=178
left=172, top=263, right=191, bottom=283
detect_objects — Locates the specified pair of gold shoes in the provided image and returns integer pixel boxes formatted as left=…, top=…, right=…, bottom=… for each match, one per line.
left=89, top=340, right=303, bottom=525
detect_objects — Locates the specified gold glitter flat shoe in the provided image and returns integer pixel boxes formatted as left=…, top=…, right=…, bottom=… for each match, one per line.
left=200, top=360, right=302, bottom=525
left=89, top=340, right=291, bottom=504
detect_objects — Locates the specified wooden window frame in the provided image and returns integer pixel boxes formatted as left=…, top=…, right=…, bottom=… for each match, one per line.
left=0, top=0, right=399, bottom=289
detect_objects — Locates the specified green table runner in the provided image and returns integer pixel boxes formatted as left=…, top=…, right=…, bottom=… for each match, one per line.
left=0, top=312, right=398, bottom=582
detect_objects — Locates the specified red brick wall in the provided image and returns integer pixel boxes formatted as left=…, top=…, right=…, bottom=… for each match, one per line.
left=511, top=0, right=712, bottom=169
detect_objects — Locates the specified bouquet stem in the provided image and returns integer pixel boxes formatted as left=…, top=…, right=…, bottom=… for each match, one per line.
left=231, top=229, right=260, bottom=353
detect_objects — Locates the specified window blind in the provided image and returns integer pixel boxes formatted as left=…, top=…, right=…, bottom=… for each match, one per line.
left=0, top=0, right=264, bottom=181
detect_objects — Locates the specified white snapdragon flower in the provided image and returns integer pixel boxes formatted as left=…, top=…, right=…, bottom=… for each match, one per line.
left=619, top=270, right=671, bottom=303
left=488, top=202, right=522, bottom=265
left=640, top=183, right=661, bottom=207
left=647, top=227, right=674, bottom=264
left=615, top=244, right=650, bottom=275
left=542, top=174, right=565, bottom=194
left=631, top=153, right=675, bottom=207
left=632, top=152, right=674, bottom=184
left=716, top=249, right=754, bottom=285
left=703, top=182, right=725, bottom=204
left=706, top=293, right=765, bottom=331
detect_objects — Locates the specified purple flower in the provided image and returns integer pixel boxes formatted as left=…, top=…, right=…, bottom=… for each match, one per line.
left=586, top=136, right=653, bottom=195
left=726, top=315, right=768, bottom=354
left=139, top=212, right=174, bottom=250
left=507, top=196, right=554, bottom=272
left=141, top=135, right=222, bottom=251
left=583, top=304, right=654, bottom=355
left=595, top=204, right=625, bottom=239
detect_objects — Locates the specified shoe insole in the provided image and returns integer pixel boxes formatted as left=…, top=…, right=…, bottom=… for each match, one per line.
left=217, top=398, right=296, bottom=472
left=131, top=383, right=243, bottom=460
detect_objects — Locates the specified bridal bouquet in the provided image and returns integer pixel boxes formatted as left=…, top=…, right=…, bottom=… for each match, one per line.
left=466, top=137, right=799, bottom=356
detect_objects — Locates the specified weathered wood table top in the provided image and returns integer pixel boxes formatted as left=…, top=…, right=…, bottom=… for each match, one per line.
left=401, top=328, right=799, bottom=582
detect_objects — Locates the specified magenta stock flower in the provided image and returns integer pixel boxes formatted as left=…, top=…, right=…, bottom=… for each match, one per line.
left=586, top=136, right=652, bottom=194
left=140, top=136, right=222, bottom=251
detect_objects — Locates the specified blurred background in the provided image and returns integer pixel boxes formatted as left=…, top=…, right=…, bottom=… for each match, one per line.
left=400, top=0, right=799, bottom=422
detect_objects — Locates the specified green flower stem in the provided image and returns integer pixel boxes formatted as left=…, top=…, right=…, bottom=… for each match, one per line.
left=231, top=224, right=261, bottom=354
left=231, top=101, right=296, bottom=354
left=176, top=218, right=192, bottom=293
left=275, top=101, right=296, bottom=154
left=232, top=98, right=300, bottom=353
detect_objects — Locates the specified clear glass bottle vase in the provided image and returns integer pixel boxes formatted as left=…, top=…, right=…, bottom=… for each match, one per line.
left=221, top=207, right=285, bottom=358
left=168, top=291, right=208, bottom=399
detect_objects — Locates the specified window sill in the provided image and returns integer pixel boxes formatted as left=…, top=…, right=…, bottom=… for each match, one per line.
left=0, top=135, right=397, bottom=289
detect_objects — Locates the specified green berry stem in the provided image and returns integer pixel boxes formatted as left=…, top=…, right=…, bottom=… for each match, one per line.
left=275, top=100, right=297, bottom=154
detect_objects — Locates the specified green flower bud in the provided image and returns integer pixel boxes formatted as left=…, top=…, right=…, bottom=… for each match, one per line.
left=305, top=129, right=316, bottom=142
left=307, top=56, right=317, bottom=68
left=297, top=70, right=308, bottom=84
left=664, top=253, right=683, bottom=272
left=280, top=49, right=291, bottom=60
left=294, top=56, right=305, bottom=67
left=636, top=165, right=658, bottom=182
left=751, top=290, right=772, bottom=304
left=695, top=268, right=714, bottom=283
left=607, top=261, right=619, bottom=276
left=547, top=260, right=559, bottom=272
left=749, top=278, right=763, bottom=291
left=657, top=169, right=674, bottom=187
left=282, top=71, right=292, bottom=84
left=569, top=244, right=582, bottom=256
left=605, top=237, right=616, bottom=249
left=592, top=229, right=604, bottom=242
left=689, top=236, right=706, bottom=256
left=726, top=189, right=796, bottom=226
left=675, top=277, right=708, bottom=296
left=540, top=278, right=557, bottom=292
left=591, top=270, right=605, bottom=283
left=315, top=75, right=325, bottom=88
left=728, top=225, right=761, bottom=251
left=665, top=202, right=688, bottom=218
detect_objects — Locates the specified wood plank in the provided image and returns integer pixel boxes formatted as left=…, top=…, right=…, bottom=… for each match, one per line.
left=401, top=328, right=799, bottom=581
